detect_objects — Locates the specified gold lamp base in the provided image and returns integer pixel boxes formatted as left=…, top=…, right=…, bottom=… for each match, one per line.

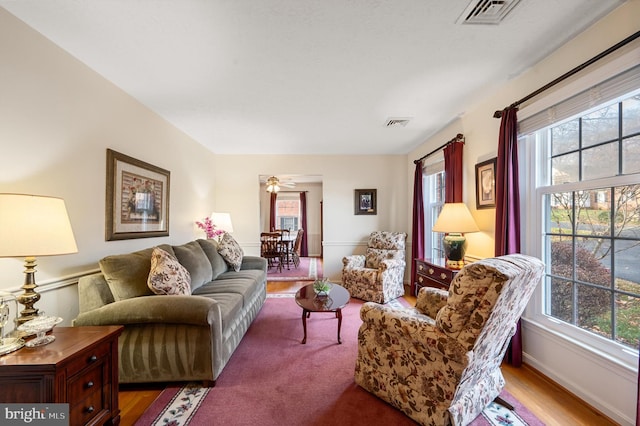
left=16, top=256, right=41, bottom=326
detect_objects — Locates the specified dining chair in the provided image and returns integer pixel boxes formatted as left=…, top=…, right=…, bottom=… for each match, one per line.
left=291, top=228, right=304, bottom=268
left=260, top=232, right=284, bottom=272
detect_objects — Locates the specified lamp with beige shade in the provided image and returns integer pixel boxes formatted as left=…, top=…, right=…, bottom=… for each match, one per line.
left=432, top=202, right=479, bottom=269
left=0, top=194, right=78, bottom=325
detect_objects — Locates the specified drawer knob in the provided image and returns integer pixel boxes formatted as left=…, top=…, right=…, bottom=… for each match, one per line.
left=86, top=406, right=95, bottom=414
left=428, top=268, right=434, bottom=275
left=440, top=273, right=447, bottom=280
left=86, top=381, right=94, bottom=389
left=418, top=264, right=424, bottom=271
left=89, top=355, right=97, bottom=363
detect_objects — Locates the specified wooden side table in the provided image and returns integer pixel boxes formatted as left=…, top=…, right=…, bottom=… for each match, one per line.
left=414, top=258, right=459, bottom=294
left=0, top=325, right=123, bottom=426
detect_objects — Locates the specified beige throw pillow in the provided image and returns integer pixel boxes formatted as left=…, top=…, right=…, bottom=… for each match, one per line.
left=217, top=233, right=243, bottom=272
left=147, top=247, right=191, bottom=295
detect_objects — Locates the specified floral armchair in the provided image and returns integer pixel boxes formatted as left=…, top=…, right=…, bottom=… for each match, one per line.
left=355, top=254, right=545, bottom=426
left=342, top=231, right=407, bottom=303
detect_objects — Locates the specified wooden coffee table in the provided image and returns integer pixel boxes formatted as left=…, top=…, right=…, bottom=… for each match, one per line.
left=294, top=282, right=350, bottom=344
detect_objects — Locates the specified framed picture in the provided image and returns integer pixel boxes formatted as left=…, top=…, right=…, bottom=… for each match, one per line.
left=354, top=189, right=377, bottom=215
left=106, top=149, right=170, bottom=240
left=475, top=157, right=497, bottom=209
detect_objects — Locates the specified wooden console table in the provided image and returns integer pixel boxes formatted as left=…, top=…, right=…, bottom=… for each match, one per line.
left=0, top=325, right=123, bottom=426
left=414, top=258, right=459, bottom=294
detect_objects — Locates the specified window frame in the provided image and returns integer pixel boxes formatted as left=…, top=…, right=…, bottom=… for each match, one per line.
left=422, top=158, right=445, bottom=260
left=520, top=99, right=640, bottom=369
left=275, top=196, right=301, bottom=231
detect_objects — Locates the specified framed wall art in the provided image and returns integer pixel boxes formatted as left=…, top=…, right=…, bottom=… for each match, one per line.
left=106, top=149, right=170, bottom=240
left=354, top=189, right=377, bottom=215
left=475, top=157, right=497, bottom=209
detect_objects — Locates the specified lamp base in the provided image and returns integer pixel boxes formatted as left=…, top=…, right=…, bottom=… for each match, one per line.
left=442, top=233, right=467, bottom=270
left=445, top=258, right=466, bottom=269
left=16, top=256, right=40, bottom=325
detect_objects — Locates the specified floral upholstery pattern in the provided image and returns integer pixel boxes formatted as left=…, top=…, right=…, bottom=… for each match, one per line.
left=147, top=247, right=192, bottom=295
left=342, top=231, right=407, bottom=303
left=354, top=254, right=545, bottom=426
left=217, top=232, right=244, bottom=272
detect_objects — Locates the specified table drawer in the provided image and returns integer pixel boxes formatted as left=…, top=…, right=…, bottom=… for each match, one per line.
left=70, top=386, right=107, bottom=426
left=414, top=259, right=458, bottom=293
left=64, top=342, right=109, bottom=377
left=68, top=361, right=105, bottom=403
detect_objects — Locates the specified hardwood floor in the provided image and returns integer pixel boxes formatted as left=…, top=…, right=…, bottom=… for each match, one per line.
left=118, top=276, right=617, bottom=426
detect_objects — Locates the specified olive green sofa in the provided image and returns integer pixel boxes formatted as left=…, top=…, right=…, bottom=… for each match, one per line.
left=73, top=238, right=267, bottom=386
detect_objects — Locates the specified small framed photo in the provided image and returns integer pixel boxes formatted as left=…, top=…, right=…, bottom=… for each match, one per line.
left=106, top=149, right=170, bottom=240
left=354, top=189, right=376, bottom=215
left=475, top=158, right=497, bottom=209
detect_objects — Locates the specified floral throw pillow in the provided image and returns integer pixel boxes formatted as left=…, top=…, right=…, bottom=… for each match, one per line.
left=217, top=232, right=243, bottom=272
left=147, top=247, right=191, bottom=295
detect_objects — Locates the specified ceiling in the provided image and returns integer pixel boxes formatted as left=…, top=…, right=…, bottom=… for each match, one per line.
left=0, top=0, right=624, bottom=155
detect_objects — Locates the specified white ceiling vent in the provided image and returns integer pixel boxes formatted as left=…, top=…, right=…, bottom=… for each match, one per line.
left=384, top=117, right=411, bottom=127
left=457, top=0, right=521, bottom=25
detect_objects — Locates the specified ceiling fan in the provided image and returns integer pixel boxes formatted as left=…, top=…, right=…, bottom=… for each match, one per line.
left=265, top=176, right=296, bottom=193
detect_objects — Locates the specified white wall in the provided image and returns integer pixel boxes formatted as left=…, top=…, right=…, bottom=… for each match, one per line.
left=407, top=2, right=640, bottom=424
left=0, top=9, right=218, bottom=326
left=213, top=155, right=409, bottom=280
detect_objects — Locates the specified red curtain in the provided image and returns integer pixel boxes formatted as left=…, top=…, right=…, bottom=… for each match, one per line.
left=299, top=192, right=308, bottom=257
left=494, top=107, right=523, bottom=366
left=410, top=160, right=425, bottom=296
left=444, top=141, right=464, bottom=203
left=269, top=192, right=277, bottom=231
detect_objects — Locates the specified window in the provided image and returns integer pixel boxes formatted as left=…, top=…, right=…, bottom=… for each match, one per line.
left=275, top=198, right=300, bottom=231
left=423, top=160, right=446, bottom=259
left=522, top=87, right=640, bottom=357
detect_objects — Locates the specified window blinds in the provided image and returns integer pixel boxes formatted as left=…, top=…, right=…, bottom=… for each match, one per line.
left=519, top=64, right=640, bottom=135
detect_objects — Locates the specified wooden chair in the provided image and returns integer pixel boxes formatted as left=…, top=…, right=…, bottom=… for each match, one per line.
left=291, top=229, right=304, bottom=268
left=260, top=232, right=284, bottom=272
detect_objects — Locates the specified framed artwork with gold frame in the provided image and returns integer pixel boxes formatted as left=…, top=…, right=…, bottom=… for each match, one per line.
left=106, top=149, right=170, bottom=240
left=475, top=158, right=497, bottom=209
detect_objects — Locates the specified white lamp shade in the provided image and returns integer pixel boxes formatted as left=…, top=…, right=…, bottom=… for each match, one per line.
left=211, top=212, right=234, bottom=233
left=0, top=193, right=78, bottom=257
left=432, top=203, right=479, bottom=234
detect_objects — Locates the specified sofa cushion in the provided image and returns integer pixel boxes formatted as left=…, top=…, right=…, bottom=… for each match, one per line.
left=99, top=244, right=175, bottom=301
left=173, top=240, right=213, bottom=292
left=148, top=247, right=192, bottom=295
left=197, top=239, right=228, bottom=279
left=193, top=271, right=264, bottom=306
left=217, top=233, right=243, bottom=272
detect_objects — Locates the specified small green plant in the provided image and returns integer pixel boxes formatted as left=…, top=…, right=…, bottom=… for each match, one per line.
left=313, top=278, right=332, bottom=295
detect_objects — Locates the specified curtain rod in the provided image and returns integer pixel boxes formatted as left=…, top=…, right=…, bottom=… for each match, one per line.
left=276, top=190, right=309, bottom=193
left=413, top=133, right=464, bottom=164
left=493, top=30, right=640, bottom=118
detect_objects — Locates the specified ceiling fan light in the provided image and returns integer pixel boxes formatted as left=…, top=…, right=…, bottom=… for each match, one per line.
left=266, top=176, right=281, bottom=193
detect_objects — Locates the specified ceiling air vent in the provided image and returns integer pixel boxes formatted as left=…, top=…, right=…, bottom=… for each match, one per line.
left=384, top=117, right=411, bottom=127
left=457, top=0, right=521, bottom=25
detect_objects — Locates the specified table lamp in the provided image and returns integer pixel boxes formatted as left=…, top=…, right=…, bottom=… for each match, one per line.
left=0, top=194, right=78, bottom=325
left=432, top=202, right=479, bottom=269
left=211, top=212, right=234, bottom=234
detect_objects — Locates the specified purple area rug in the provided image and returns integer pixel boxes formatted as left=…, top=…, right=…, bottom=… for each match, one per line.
left=266, top=256, right=322, bottom=281
left=135, top=297, right=544, bottom=426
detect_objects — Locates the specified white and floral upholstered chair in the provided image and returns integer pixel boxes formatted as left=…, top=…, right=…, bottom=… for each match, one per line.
left=355, top=254, right=545, bottom=426
left=341, top=231, right=407, bottom=303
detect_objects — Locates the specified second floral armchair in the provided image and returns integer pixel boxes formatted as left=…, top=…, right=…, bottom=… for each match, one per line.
left=341, top=231, right=407, bottom=303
